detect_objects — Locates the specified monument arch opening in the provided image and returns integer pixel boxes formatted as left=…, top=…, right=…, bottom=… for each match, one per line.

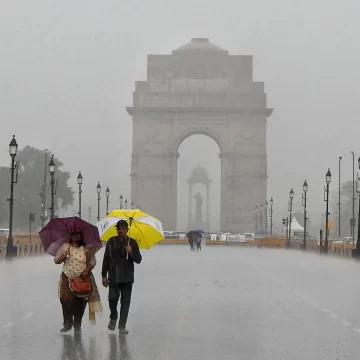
left=127, top=38, right=273, bottom=233
left=177, top=134, right=221, bottom=232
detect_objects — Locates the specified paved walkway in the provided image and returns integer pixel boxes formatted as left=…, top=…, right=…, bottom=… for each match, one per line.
left=1, top=246, right=360, bottom=359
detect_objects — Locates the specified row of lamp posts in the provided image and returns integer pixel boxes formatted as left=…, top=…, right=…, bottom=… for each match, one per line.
left=254, top=197, right=274, bottom=235
left=8, top=135, right=360, bottom=257
left=5, top=135, right=135, bottom=259
left=6, top=136, right=57, bottom=259
left=335, top=153, right=357, bottom=244
left=76, top=175, right=134, bottom=222
left=284, top=175, right=326, bottom=251
left=282, top=189, right=294, bottom=248
left=119, top=194, right=133, bottom=211
left=285, top=161, right=360, bottom=257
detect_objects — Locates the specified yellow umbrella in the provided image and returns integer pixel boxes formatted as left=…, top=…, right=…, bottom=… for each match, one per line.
left=96, top=209, right=164, bottom=249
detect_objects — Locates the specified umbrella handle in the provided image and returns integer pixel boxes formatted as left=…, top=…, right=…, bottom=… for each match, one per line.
left=126, top=226, right=131, bottom=260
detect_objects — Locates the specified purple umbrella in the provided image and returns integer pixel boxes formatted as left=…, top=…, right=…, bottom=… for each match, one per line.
left=39, top=217, right=102, bottom=256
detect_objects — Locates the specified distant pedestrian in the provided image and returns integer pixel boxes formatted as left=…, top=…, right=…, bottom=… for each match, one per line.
left=195, top=234, right=202, bottom=251
left=102, top=220, right=142, bottom=334
left=187, top=231, right=195, bottom=250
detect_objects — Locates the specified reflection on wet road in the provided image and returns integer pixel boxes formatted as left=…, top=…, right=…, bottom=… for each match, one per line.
left=2, top=246, right=360, bottom=359
left=59, top=333, right=131, bottom=360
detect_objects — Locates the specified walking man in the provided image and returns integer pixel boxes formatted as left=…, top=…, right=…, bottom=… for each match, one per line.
left=102, top=220, right=142, bottom=333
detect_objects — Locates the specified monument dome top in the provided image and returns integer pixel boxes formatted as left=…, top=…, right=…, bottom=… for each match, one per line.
left=173, top=38, right=228, bottom=54
left=187, top=164, right=212, bottom=184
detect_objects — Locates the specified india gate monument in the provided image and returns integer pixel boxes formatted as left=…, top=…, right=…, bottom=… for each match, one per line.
left=127, top=38, right=273, bottom=233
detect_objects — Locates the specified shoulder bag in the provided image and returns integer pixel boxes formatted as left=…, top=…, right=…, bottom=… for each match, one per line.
left=69, top=245, right=93, bottom=297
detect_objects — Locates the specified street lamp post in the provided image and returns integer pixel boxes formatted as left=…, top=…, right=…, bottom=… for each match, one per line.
left=119, top=194, right=123, bottom=209
left=270, top=197, right=274, bottom=235
left=49, top=155, right=56, bottom=219
left=324, top=169, right=332, bottom=254
left=124, top=198, right=128, bottom=210
left=254, top=206, right=258, bottom=233
left=6, top=135, right=19, bottom=260
left=29, top=212, right=35, bottom=242
left=40, top=149, right=48, bottom=228
left=77, top=171, right=83, bottom=219
left=288, top=188, right=294, bottom=248
left=338, top=156, right=342, bottom=238
left=260, top=204, right=263, bottom=233
left=351, top=151, right=355, bottom=243
left=286, top=217, right=289, bottom=242
left=265, top=201, right=268, bottom=234
left=302, top=180, right=308, bottom=250
left=282, top=217, right=288, bottom=242
left=97, top=182, right=101, bottom=221
left=355, top=157, right=360, bottom=258
left=106, top=186, right=110, bottom=215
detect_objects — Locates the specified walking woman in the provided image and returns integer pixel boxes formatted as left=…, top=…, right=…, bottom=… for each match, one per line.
left=54, top=227, right=102, bottom=333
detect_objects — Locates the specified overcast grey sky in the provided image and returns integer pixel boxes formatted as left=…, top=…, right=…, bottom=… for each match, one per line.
left=1, top=0, right=359, bottom=231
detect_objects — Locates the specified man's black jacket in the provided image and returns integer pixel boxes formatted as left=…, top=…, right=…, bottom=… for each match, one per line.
left=101, top=236, right=142, bottom=284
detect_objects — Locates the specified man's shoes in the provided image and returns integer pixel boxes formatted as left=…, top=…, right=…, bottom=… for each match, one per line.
left=60, top=324, right=72, bottom=333
left=119, top=327, right=129, bottom=334
left=74, top=327, right=81, bottom=333
left=108, top=319, right=117, bottom=331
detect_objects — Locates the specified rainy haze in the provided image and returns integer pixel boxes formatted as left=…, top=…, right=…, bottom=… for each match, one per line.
left=1, top=1, right=360, bottom=359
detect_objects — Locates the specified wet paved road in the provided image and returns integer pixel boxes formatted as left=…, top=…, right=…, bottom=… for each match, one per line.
left=1, top=245, right=360, bottom=359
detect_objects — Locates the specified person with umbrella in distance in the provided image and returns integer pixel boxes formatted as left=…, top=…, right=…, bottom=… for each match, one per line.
left=102, top=220, right=142, bottom=334
left=187, top=231, right=195, bottom=251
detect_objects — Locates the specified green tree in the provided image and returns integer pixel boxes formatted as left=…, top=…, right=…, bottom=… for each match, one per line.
left=0, top=146, right=74, bottom=229
left=0, top=166, right=10, bottom=228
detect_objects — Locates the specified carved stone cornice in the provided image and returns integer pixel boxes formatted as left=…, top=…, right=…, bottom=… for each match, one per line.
left=130, top=173, right=174, bottom=179
left=218, top=152, right=266, bottom=159
left=222, top=173, right=267, bottom=179
left=132, top=152, right=179, bottom=158
left=127, top=107, right=273, bottom=118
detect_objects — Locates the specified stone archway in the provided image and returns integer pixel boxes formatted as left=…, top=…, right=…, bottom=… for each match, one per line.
left=127, top=38, right=273, bottom=233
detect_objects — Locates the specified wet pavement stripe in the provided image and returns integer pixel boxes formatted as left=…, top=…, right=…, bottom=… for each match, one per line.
left=341, top=320, right=351, bottom=327
left=45, top=299, right=58, bottom=307
left=299, top=295, right=320, bottom=308
left=1, top=299, right=57, bottom=327
left=244, top=257, right=360, bottom=334
left=21, top=312, right=34, bottom=320
left=2, top=322, right=14, bottom=328
left=159, top=307, right=187, bottom=359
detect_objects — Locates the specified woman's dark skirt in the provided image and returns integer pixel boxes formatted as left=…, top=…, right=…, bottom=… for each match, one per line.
left=59, top=272, right=87, bottom=328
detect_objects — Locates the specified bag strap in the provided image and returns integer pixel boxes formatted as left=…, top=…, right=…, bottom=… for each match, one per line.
left=66, top=244, right=71, bottom=258
left=84, top=246, right=91, bottom=266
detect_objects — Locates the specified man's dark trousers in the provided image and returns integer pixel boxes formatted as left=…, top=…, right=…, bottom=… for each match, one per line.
left=109, top=282, right=133, bottom=328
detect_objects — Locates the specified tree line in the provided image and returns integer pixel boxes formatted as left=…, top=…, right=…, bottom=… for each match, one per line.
left=0, top=146, right=74, bottom=230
